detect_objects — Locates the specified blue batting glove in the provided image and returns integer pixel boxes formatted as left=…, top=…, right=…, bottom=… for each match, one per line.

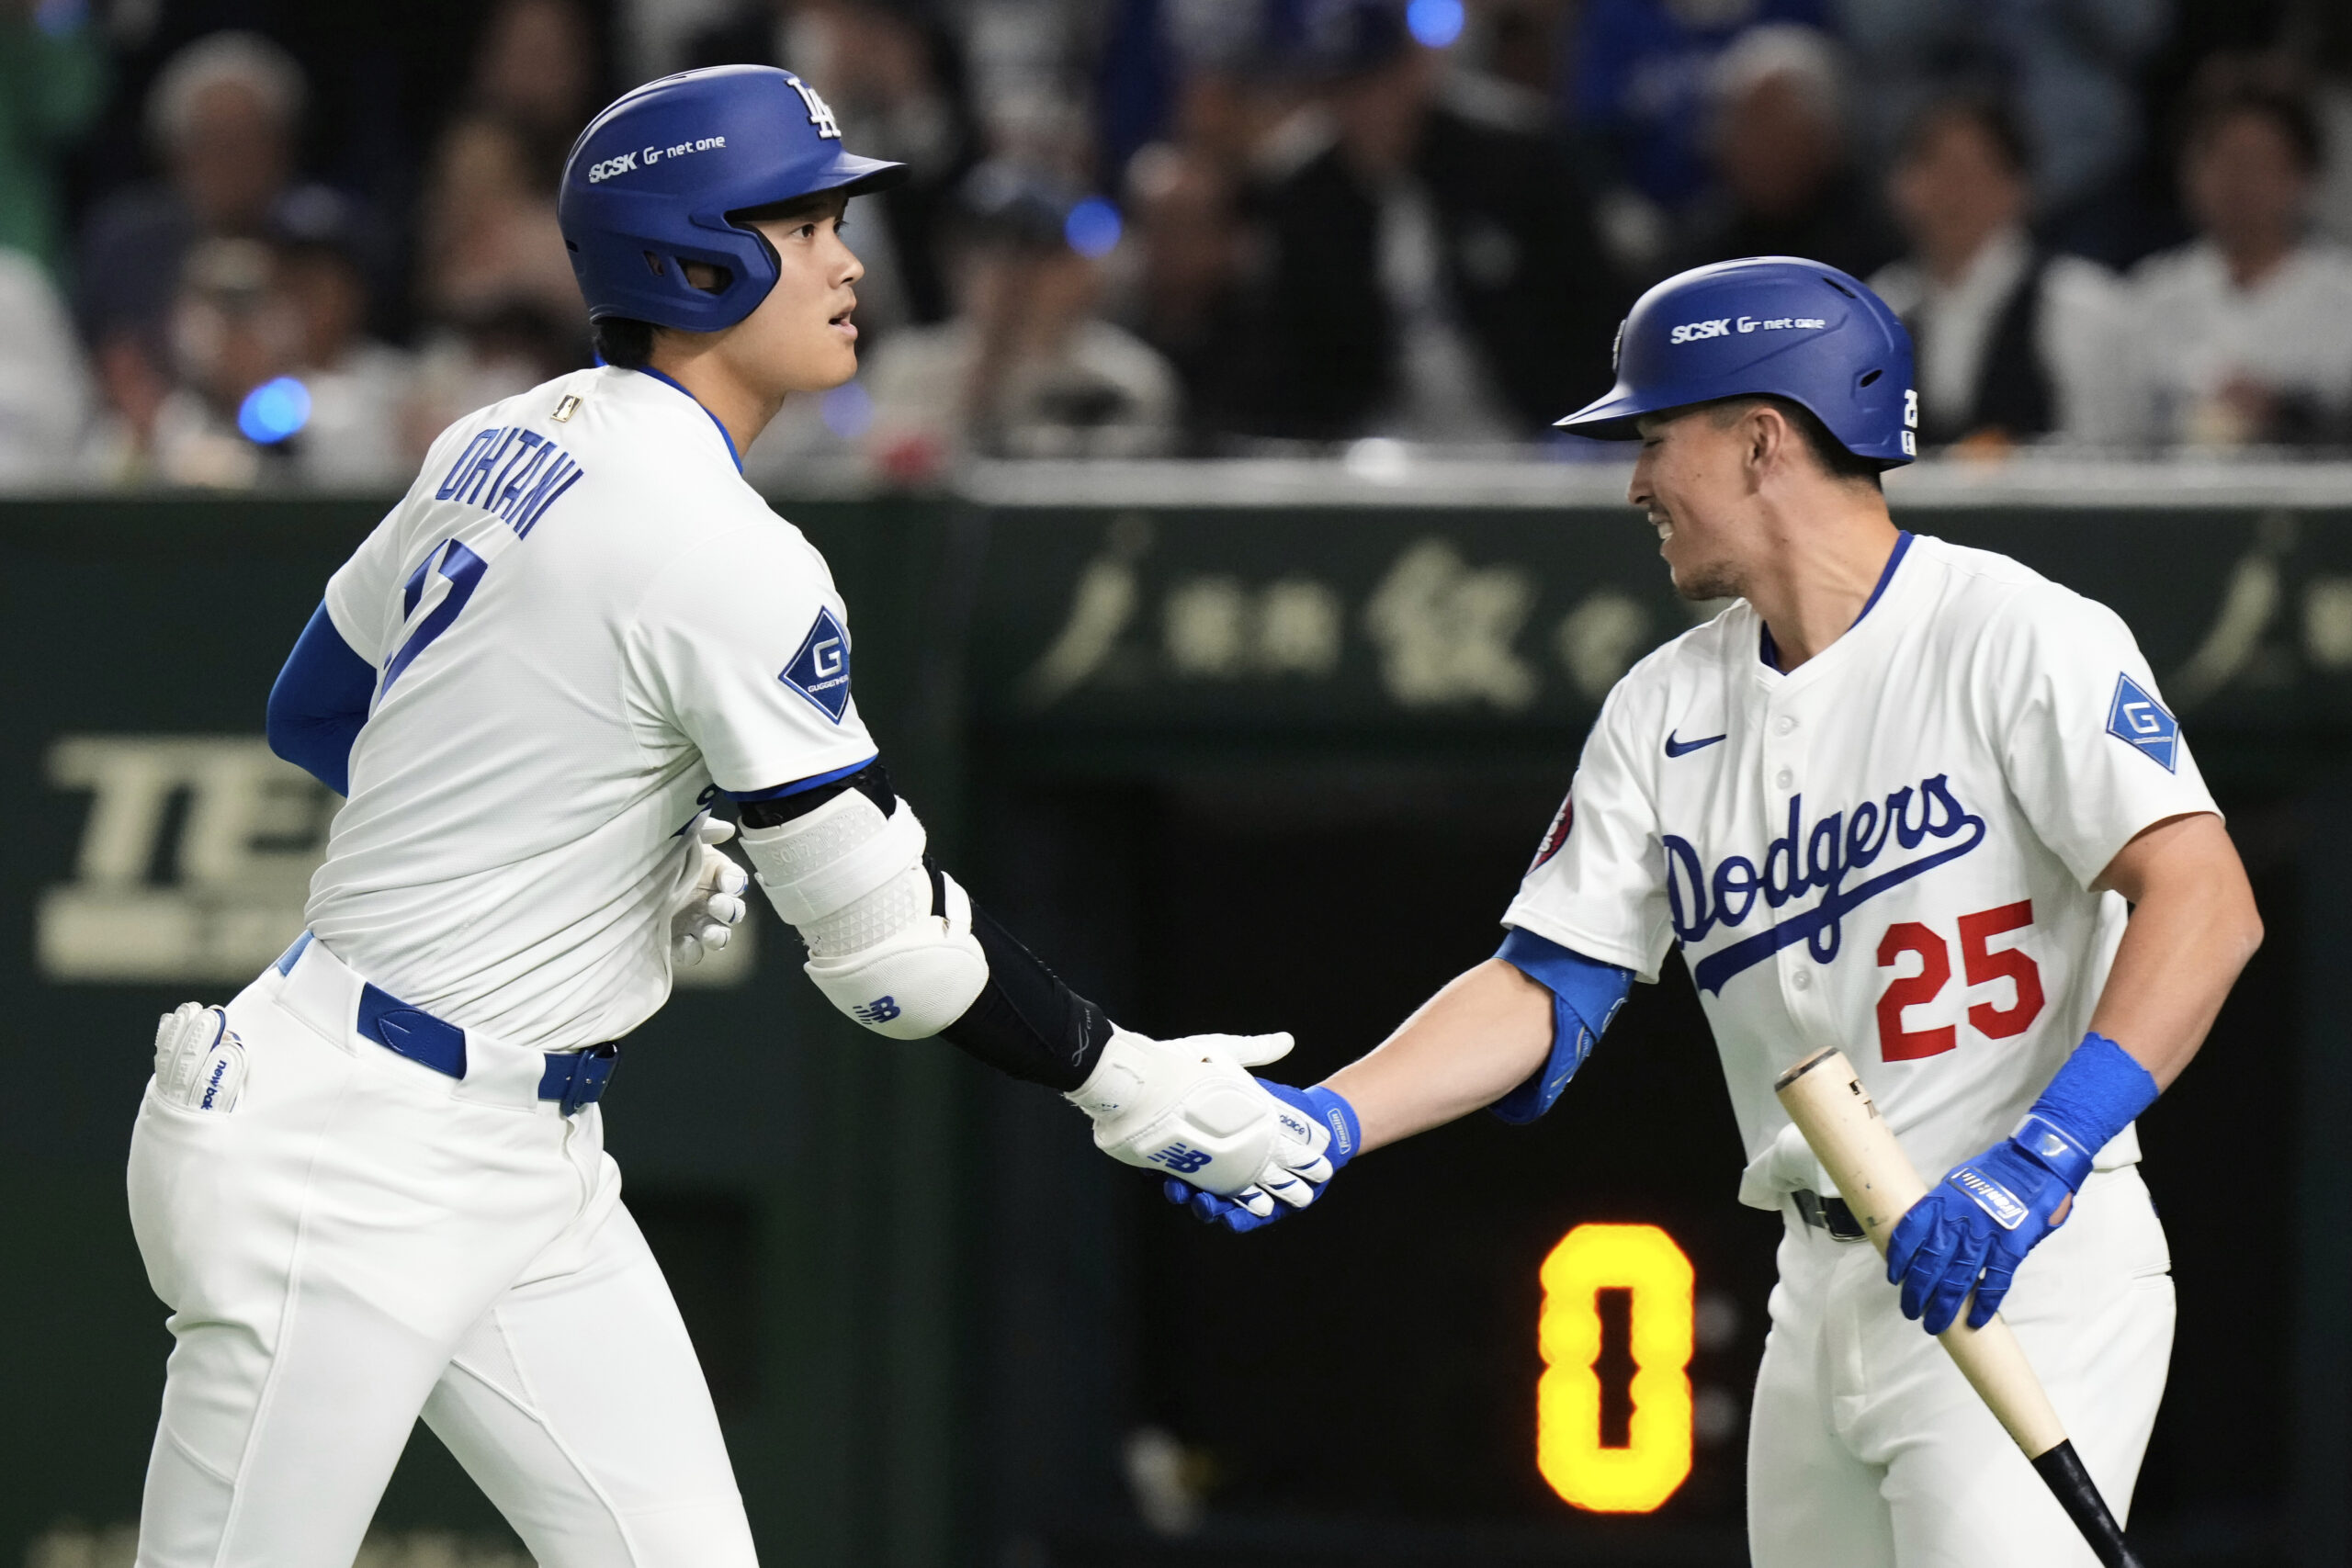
left=1165, top=1079, right=1358, bottom=1234
left=1884, top=1131, right=2077, bottom=1333
left=1884, top=1033, right=2159, bottom=1334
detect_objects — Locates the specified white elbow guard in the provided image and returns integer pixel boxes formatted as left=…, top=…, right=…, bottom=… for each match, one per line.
left=803, top=869, right=989, bottom=1037
left=738, top=788, right=989, bottom=1039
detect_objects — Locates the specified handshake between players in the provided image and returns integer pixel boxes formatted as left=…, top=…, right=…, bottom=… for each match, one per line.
left=672, top=794, right=1340, bottom=1220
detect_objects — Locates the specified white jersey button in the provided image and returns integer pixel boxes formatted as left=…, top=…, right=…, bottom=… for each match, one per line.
left=1775, top=715, right=1797, bottom=735
left=1775, top=767, right=1793, bottom=789
left=1791, top=969, right=1812, bottom=990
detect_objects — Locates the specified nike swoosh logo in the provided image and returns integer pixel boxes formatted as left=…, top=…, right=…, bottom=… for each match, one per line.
left=1665, top=730, right=1728, bottom=758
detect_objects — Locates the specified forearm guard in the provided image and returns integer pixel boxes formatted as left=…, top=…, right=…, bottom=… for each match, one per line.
left=736, top=762, right=1111, bottom=1089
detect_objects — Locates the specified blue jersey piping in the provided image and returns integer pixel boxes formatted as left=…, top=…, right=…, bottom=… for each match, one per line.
left=1759, top=530, right=1913, bottom=670
left=637, top=367, right=745, bottom=473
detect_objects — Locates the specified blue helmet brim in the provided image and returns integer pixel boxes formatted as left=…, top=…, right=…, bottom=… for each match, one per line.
left=1553, top=385, right=1667, bottom=441
left=786, top=151, right=910, bottom=202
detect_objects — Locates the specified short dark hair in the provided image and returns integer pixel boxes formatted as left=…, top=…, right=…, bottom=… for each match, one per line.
left=2181, top=64, right=2324, bottom=175
left=592, top=315, right=657, bottom=369
left=1898, top=92, right=2032, bottom=179
left=1704, top=395, right=1887, bottom=485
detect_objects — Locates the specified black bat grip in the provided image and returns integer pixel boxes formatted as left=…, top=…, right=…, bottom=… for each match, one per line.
left=2030, top=1440, right=2144, bottom=1568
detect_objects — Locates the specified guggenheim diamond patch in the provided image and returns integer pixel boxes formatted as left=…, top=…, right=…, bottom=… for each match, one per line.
left=781, top=607, right=853, bottom=722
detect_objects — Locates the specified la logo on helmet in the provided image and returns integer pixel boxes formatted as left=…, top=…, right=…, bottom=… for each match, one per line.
left=786, top=75, right=842, bottom=140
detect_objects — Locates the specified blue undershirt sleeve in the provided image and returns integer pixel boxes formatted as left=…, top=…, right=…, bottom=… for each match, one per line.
left=1489, top=927, right=1634, bottom=1123
left=266, top=601, right=377, bottom=796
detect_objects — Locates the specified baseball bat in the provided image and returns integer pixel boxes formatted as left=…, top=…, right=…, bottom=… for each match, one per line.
left=1772, top=1046, right=2144, bottom=1568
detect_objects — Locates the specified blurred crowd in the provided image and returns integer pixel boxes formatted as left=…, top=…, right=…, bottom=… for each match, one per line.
left=2, top=0, right=2350, bottom=490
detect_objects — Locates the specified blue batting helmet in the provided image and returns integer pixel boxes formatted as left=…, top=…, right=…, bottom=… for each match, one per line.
left=1555, top=256, right=1917, bottom=466
left=559, top=65, right=908, bottom=333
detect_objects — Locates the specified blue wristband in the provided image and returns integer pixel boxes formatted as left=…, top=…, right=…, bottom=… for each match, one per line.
left=2013, top=1032, right=2159, bottom=1190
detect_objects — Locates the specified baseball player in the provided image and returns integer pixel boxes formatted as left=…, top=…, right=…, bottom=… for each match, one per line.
left=1174, top=258, right=2263, bottom=1564
left=125, top=65, right=1331, bottom=1567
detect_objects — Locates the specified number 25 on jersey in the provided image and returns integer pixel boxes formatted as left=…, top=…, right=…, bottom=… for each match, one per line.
left=1875, top=899, right=2045, bottom=1061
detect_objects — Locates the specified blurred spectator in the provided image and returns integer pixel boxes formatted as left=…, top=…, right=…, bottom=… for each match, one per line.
left=0, top=0, right=107, bottom=280
left=1830, top=0, right=2168, bottom=261
left=1470, top=0, right=1569, bottom=99
left=75, top=32, right=322, bottom=359
left=1124, top=0, right=1319, bottom=198
left=120, top=236, right=298, bottom=488
left=689, top=0, right=978, bottom=332
left=1096, top=0, right=1182, bottom=178
left=2301, top=0, right=2352, bottom=247
left=402, top=113, right=585, bottom=456
left=0, top=243, right=92, bottom=485
left=1121, top=141, right=1255, bottom=446
left=1868, top=96, right=2117, bottom=450
left=1222, top=0, right=1623, bottom=443
left=861, top=160, right=1181, bottom=469
left=962, top=0, right=1100, bottom=163
left=414, top=114, right=581, bottom=331
left=275, top=213, right=413, bottom=488
left=1567, top=0, right=1827, bottom=271
left=1673, top=24, right=1899, bottom=280
left=470, top=0, right=600, bottom=185
left=2103, top=67, right=2352, bottom=447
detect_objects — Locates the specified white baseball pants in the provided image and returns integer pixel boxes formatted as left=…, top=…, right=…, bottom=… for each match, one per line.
left=125, top=939, right=758, bottom=1567
left=1748, top=1164, right=2175, bottom=1567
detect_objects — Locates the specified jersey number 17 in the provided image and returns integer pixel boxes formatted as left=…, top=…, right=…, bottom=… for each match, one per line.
left=379, top=538, right=491, bottom=700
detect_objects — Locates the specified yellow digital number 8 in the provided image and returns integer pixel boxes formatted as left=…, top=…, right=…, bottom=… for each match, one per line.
left=1536, top=1223, right=1694, bottom=1512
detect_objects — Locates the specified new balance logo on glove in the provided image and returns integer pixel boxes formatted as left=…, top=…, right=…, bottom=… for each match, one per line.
left=1148, top=1144, right=1215, bottom=1175
left=852, top=996, right=901, bottom=1025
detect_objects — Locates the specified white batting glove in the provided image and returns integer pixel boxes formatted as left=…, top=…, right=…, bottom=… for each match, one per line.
left=1067, top=1029, right=1334, bottom=1216
left=672, top=817, right=750, bottom=967
left=153, top=1002, right=246, bottom=1111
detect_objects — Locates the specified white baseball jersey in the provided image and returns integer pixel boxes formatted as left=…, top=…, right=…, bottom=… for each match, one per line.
left=307, top=366, right=876, bottom=1051
left=1504, top=532, right=2218, bottom=1201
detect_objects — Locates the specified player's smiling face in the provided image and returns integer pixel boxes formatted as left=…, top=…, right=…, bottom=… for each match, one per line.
left=1629, top=406, right=1758, bottom=603
left=707, top=192, right=866, bottom=395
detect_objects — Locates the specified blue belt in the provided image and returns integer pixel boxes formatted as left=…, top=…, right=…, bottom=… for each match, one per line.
left=353, top=979, right=618, bottom=1115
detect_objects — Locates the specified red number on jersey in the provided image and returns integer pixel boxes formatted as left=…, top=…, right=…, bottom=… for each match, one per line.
left=1875, top=923, right=1957, bottom=1061
left=1958, top=900, right=2045, bottom=1039
left=1874, top=902, right=2047, bottom=1062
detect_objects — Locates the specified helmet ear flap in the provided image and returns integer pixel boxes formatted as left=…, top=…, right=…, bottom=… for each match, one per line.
left=637, top=246, right=746, bottom=305
left=744, top=222, right=780, bottom=276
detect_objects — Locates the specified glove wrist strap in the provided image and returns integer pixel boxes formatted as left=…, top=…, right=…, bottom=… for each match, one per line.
left=2012, top=1032, right=2160, bottom=1191
left=1296, top=1084, right=1361, bottom=1168
left=2009, top=1113, right=2095, bottom=1190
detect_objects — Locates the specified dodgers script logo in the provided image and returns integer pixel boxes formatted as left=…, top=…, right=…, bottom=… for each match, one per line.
left=1666, top=773, right=1985, bottom=994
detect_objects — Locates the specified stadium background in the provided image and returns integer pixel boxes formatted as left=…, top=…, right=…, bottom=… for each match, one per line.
left=3, top=466, right=2346, bottom=1567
